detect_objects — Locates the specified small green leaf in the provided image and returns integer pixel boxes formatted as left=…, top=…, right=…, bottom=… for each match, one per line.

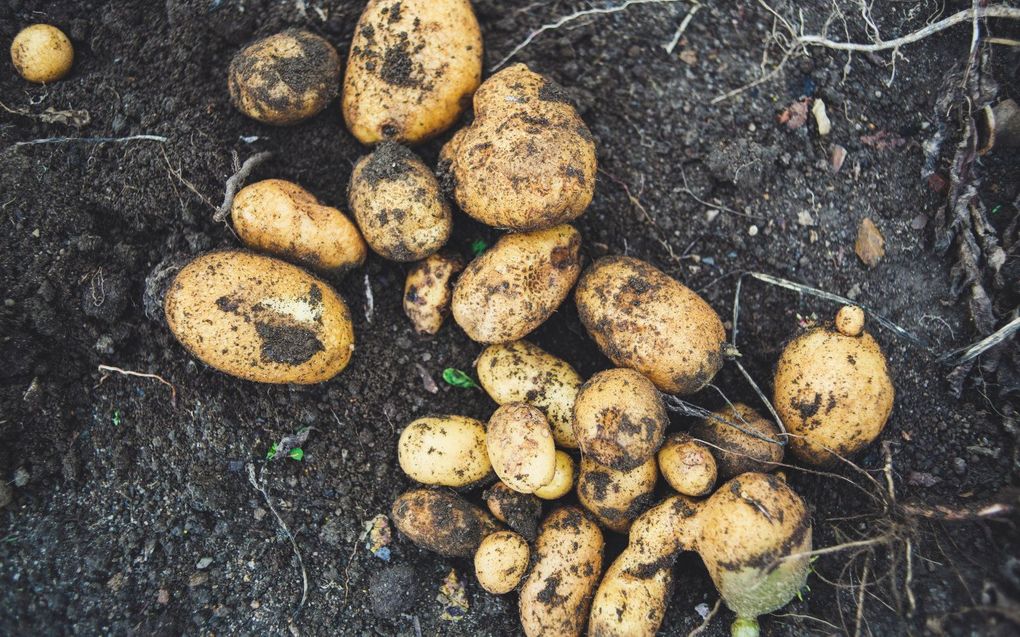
left=470, top=239, right=488, bottom=256
left=112, top=410, right=121, bottom=427
left=289, top=448, right=304, bottom=461
left=443, top=368, right=480, bottom=389
left=266, top=443, right=279, bottom=460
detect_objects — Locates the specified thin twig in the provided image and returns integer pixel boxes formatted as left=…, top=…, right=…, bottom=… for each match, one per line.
left=663, top=3, right=701, bottom=54
left=687, top=598, right=722, bottom=637
left=9, top=134, right=166, bottom=152
left=853, top=555, right=871, bottom=637
left=97, top=364, right=177, bottom=406
left=938, top=314, right=1020, bottom=365
left=214, top=151, right=272, bottom=222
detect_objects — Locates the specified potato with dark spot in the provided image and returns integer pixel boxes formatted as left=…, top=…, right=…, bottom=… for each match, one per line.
left=534, top=450, right=576, bottom=500
left=398, top=415, right=491, bottom=487
left=486, top=403, right=556, bottom=494
left=229, top=30, right=340, bottom=125
left=403, top=252, right=463, bottom=335
left=11, top=24, right=73, bottom=83
left=657, top=433, right=717, bottom=497
left=391, top=488, right=500, bottom=558
left=164, top=250, right=354, bottom=384
left=483, top=482, right=543, bottom=541
left=690, top=403, right=784, bottom=479
left=474, top=531, right=530, bottom=595
left=575, top=256, right=726, bottom=395
left=577, top=456, right=657, bottom=533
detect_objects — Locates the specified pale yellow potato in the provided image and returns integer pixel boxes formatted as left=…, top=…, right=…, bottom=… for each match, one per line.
left=229, top=30, right=340, bottom=125
left=576, top=456, right=657, bottom=533
left=474, top=531, right=530, bottom=595
left=342, top=0, right=482, bottom=144
left=476, top=340, right=582, bottom=448
left=486, top=403, right=556, bottom=494
left=482, top=482, right=542, bottom=541
left=657, top=433, right=717, bottom=497
left=391, top=488, right=500, bottom=558
left=835, top=304, right=865, bottom=336
left=690, top=403, right=783, bottom=479
left=397, top=415, right=491, bottom=487
left=440, top=64, right=597, bottom=231
left=348, top=143, right=452, bottom=261
left=575, top=256, right=726, bottom=394
left=164, top=250, right=354, bottom=384
left=452, top=225, right=581, bottom=344
left=232, top=179, right=366, bottom=272
left=533, top=450, right=576, bottom=500
left=403, top=252, right=463, bottom=335
left=11, top=24, right=73, bottom=83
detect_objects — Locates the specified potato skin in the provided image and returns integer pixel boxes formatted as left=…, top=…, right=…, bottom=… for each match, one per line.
left=403, top=252, right=463, bottom=335
left=476, top=340, right=583, bottom=448
left=534, top=450, right=576, bottom=500
left=232, top=179, right=366, bottom=271
left=391, top=489, right=500, bottom=557
left=487, top=403, right=557, bottom=494
left=440, top=64, right=597, bottom=231
left=575, top=256, right=726, bottom=395
left=11, top=24, right=73, bottom=83
left=690, top=403, right=783, bottom=479
left=397, top=415, right=491, bottom=487
left=577, top=456, right=657, bottom=533
left=657, top=433, right=717, bottom=497
left=342, top=0, right=482, bottom=144
left=483, top=482, right=542, bottom=541
left=164, top=250, right=354, bottom=384
left=348, top=143, right=452, bottom=261
left=452, top=225, right=582, bottom=344
left=229, top=29, right=340, bottom=125
left=474, top=531, right=530, bottom=595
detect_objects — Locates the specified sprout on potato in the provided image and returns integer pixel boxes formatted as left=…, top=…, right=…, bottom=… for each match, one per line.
left=474, top=531, right=530, bottom=595
left=577, top=455, right=657, bottom=533
left=397, top=415, right=491, bottom=487
left=391, top=488, right=500, bottom=558
left=403, top=252, right=463, bottom=335
left=657, top=433, right=717, bottom=497
left=690, top=403, right=783, bottom=479
left=486, top=403, right=557, bottom=494
left=11, top=24, right=74, bottom=83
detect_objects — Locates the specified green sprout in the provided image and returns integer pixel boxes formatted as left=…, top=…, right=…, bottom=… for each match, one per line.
left=443, top=368, right=480, bottom=389
left=112, top=410, right=121, bottom=427
left=266, top=443, right=304, bottom=461
left=470, top=239, right=488, bottom=256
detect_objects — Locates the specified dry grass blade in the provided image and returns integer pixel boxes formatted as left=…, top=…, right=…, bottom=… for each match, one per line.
left=97, top=364, right=177, bottom=406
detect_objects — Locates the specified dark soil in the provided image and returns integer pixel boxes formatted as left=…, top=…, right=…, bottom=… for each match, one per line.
left=2, top=1, right=1019, bottom=636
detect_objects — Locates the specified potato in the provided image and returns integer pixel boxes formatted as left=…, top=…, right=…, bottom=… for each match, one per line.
left=229, top=30, right=340, bottom=125
left=572, top=368, right=667, bottom=471
left=476, top=340, right=582, bottom=448
left=403, top=252, right=463, bottom=335
left=577, top=456, right=657, bottom=533
left=483, top=482, right=542, bottom=541
left=657, top=433, right=717, bottom=497
left=439, top=64, right=597, bottom=231
left=397, top=415, right=491, bottom=487
left=533, top=451, right=576, bottom=500
left=164, top=250, right=354, bottom=384
left=774, top=308, right=894, bottom=465
left=519, top=507, right=604, bottom=637
left=348, top=143, right=452, bottom=261
left=232, top=179, right=366, bottom=272
left=342, top=0, right=482, bottom=144
left=452, top=225, right=582, bottom=344
left=11, top=24, right=73, bottom=83
left=575, top=256, right=726, bottom=395
left=391, top=488, right=500, bottom=557
left=690, top=403, right=783, bottom=479
left=486, top=403, right=556, bottom=494
left=474, top=531, right=530, bottom=595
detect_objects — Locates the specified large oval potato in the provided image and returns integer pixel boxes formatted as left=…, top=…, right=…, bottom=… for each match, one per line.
left=403, top=252, right=463, bottom=335
left=397, top=415, right=491, bottom=487
left=486, top=403, right=556, bottom=494
left=452, top=225, right=582, bottom=344
left=342, top=0, right=482, bottom=144
left=391, top=488, right=500, bottom=557
left=577, top=456, right=658, bottom=533
left=164, top=250, right=354, bottom=384
left=690, top=403, right=784, bottom=479
left=575, top=255, right=726, bottom=395
left=474, top=531, right=530, bottom=595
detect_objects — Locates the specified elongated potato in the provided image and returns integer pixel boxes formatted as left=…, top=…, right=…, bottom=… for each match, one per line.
left=657, top=433, right=717, bottom=497
left=474, top=531, right=530, bottom=595
left=487, top=403, right=556, bottom=494
left=476, top=340, right=582, bottom=448
left=533, top=450, right=576, bottom=500
left=342, top=0, right=482, bottom=144
left=483, top=482, right=542, bottom=541
left=391, top=489, right=500, bottom=557
left=452, top=225, right=581, bottom=344
left=403, top=252, right=463, bottom=335
left=690, top=403, right=783, bottom=479
left=577, top=456, right=657, bottom=533
left=397, top=415, right=491, bottom=487
left=164, top=250, right=354, bottom=384
left=575, top=256, right=726, bottom=394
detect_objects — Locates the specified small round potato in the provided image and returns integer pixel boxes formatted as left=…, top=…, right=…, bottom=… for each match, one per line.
left=229, top=29, right=341, bottom=125
left=164, top=250, right=354, bottom=384
left=483, top=482, right=542, bottom=541
left=690, top=403, right=784, bottom=479
left=452, top=225, right=582, bottom=344
left=533, top=451, right=576, bottom=500
left=232, top=179, right=367, bottom=272
left=391, top=488, right=500, bottom=557
left=486, top=403, right=557, bottom=494
left=657, top=433, right=717, bottom=497
left=572, top=368, right=667, bottom=471
left=577, top=456, right=658, bottom=533
left=403, top=252, right=463, bottom=335
left=476, top=340, right=583, bottom=448
left=348, top=143, right=452, bottom=261
left=11, top=24, right=73, bottom=83
left=835, top=304, right=865, bottom=337
left=474, top=531, right=530, bottom=595
left=575, top=256, right=726, bottom=394
left=397, top=415, right=491, bottom=487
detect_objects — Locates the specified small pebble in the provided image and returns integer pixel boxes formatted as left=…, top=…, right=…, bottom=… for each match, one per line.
left=196, top=557, right=213, bottom=570
left=748, top=225, right=759, bottom=237
left=13, top=467, right=29, bottom=487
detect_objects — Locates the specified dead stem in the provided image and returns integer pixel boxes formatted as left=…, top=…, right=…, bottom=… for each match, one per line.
left=97, top=364, right=177, bottom=406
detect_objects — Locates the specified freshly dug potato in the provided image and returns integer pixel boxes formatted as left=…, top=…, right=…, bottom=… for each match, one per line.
left=572, top=368, right=667, bottom=471
left=342, top=0, right=482, bottom=144
left=229, top=29, right=341, bottom=125
left=391, top=488, right=500, bottom=557
left=690, top=403, right=784, bottom=479
left=657, top=433, right=717, bottom=497
left=476, top=340, right=582, bottom=448
left=575, top=256, right=726, bottom=394
left=486, top=403, right=556, bottom=494
left=403, top=252, right=463, bottom=335
left=774, top=307, right=894, bottom=465
left=452, top=225, right=582, bottom=344
left=11, top=24, right=73, bottom=83
left=534, top=451, right=576, bottom=500
left=164, top=250, right=354, bottom=384
left=397, top=415, right=491, bottom=487
left=483, top=482, right=542, bottom=541
left=577, top=456, right=657, bottom=533
left=474, top=531, right=530, bottom=595
left=348, top=143, right=452, bottom=261
left=440, top=64, right=597, bottom=231
left=232, top=179, right=366, bottom=272
left=519, top=507, right=604, bottom=637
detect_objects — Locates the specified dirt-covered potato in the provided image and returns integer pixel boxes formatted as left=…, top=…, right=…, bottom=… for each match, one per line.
left=575, top=256, right=726, bottom=394
left=440, top=64, right=597, bottom=231
left=164, top=250, right=354, bottom=384
left=476, top=340, right=582, bottom=448
left=229, top=29, right=340, bottom=125
left=11, top=24, right=73, bottom=83
left=452, top=225, right=582, bottom=344
left=483, top=482, right=542, bottom=541
left=486, top=403, right=556, bottom=494
left=657, top=433, right=717, bottom=497
left=232, top=179, right=366, bottom=272
left=397, top=415, right=491, bottom=487
left=348, top=143, right=452, bottom=261
left=474, top=531, right=530, bottom=595
left=577, top=456, right=657, bottom=533
left=533, top=450, right=576, bottom=500
left=403, top=252, right=463, bottom=335
left=572, top=368, right=667, bottom=471
left=519, top=507, right=604, bottom=637
left=774, top=308, right=894, bottom=465
left=391, top=488, right=500, bottom=558
left=342, top=0, right=482, bottom=144
left=690, top=403, right=784, bottom=479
